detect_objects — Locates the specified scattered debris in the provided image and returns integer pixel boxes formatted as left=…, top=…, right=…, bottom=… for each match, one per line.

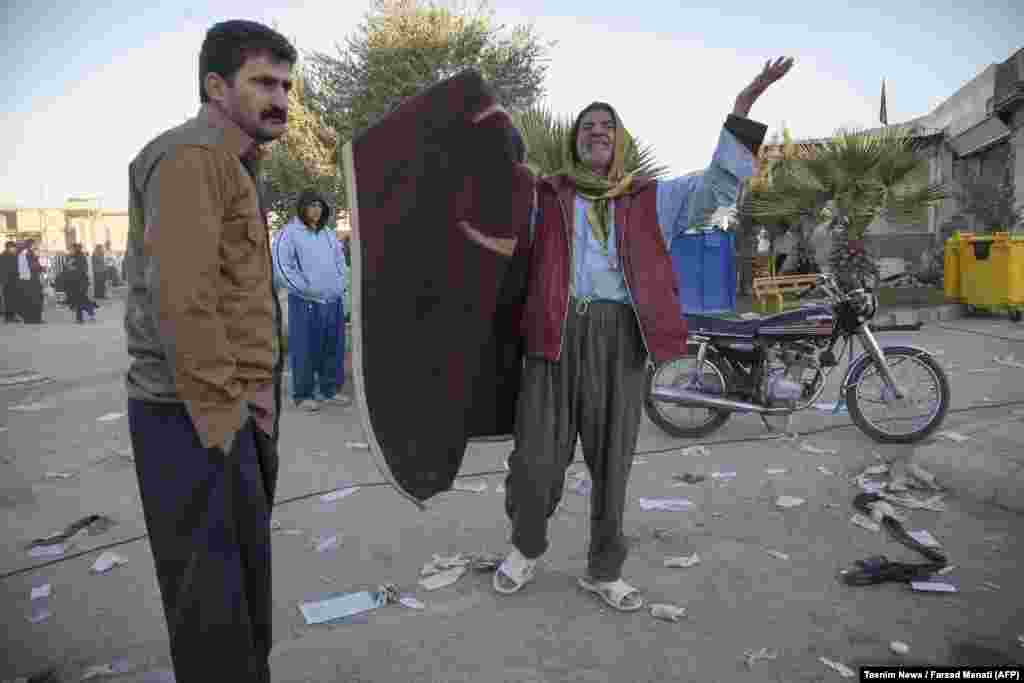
left=813, top=401, right=847, bottom=414
left=638, top=497, right=694, bottom=512
left=764, top=468, right=788, bottom=475
left=418, top=566, right=467, bottom=591
left=452, top=479, right=488, bottom=493
left=936, top=565, right=956, bottom=576
left=775, top=496, right=805, bottom=509
left=26, top=606, right=52, bottom=624
left=850, top=514, right=881, bottom=533
left=633, top=458, right=648, bottom=465
left=81, top=659, right=133, bottom=679
left=312, top=535, right=342, bottom=553
left=710, top=471, right=737, bottom=480
left=907, top=530, right=941, bottom=548
left=863, top=464, right=889, bottom=476
left=43, top=471, right=77, bottom=480
left=9, top=402, right=53, bottom=412
left=90, top=552, right=128, bottom=574
left=906, top=463, right=940, bottom=489
left=818, top=656, right=855, bottom=678
left=878, top=492, right=946, bottom=513
left=27, top=514, right=117, bottom=550
left=763, top=549, right=790, bottom=561
left=663, top=553, right=701, bottom=568
left=678, top=446, right=709, bottom=457
left=420, top=552, right=502, bottom=576
left=31, top=584, right=51, bottom=600
left=799, top=442, right=837, bottom=456
left=320, top=486, right=360, bottom=503
left=568, top=478, right=592, bottom=496
left=399, top=596, right=426, bottom=610
left=495, top=484, right=505, bottom=494
left=652, top=528, right=675, bottom=541
left=937, top=431, right=969, bottom=444
left=270, top=520, right=283, bottom=532
left=910, top=580, right=958, bottom=593
left=673, top=472, right=706, bottom=484
left=649, top=603, right=687, bottom=622
left=1017, top=634, right=1023, bottom=648
left=816, top=466, right=834, bottom=476
left=993, top=355, right=1024, bottom=370
left=28, top=544, right=66, bottom=559
left=96, top=412, right=125, bottom=423
left=742, top=647, right=778, bottom=669
left=823, top=502, right=840, bottom=509
left=889, top=641, right=910, bottom=655
left=979, top=581, right=1001, bottom=591
left=299, top=589, right=390, bottom=625
left=345, top=441, right=369, bottom=450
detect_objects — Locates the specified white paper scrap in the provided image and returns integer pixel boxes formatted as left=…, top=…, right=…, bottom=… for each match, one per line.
left=96, top=412, right=125, bottom=422
left=663, top=553, right=701, bottom=568
left=91, top=552, right=128, bottom=574
left=320, top=487, right=360, bottom=503
left=638, top=498, right=694, bottom=512
left=910, top=580, right=958, bottom=593
left=908, top=530, right=941, bottom=548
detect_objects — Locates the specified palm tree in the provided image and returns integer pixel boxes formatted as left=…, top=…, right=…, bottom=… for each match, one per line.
left=510, top=104, right=670, bottom=179
left=741, top=124, right=949, bottom=289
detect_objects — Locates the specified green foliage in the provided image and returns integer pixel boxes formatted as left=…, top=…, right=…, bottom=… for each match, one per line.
left=303, top=0, right=553, bottom=146
left=262, top=61, right=345, bottom=229
left=741, top=124, right=949, bottom=286
left=510, top=104, right=670, bottom=179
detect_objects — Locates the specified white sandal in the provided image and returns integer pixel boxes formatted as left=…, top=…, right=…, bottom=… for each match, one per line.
left=577, top=577, right=645, bottom=612
left=493, top=549, right=537, bottom=594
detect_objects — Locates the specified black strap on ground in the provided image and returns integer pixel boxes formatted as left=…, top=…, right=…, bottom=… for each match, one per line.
left=838, top=492, right=948, bottom=586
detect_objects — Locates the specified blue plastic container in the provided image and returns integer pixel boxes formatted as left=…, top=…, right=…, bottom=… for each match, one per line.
left=671, top=229, right=737, bottom=314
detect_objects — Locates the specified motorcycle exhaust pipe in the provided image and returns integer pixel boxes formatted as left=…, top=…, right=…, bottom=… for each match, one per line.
left=650, top=386, right=792, bottom=415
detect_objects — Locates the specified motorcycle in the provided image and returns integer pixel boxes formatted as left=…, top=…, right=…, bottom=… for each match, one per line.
left=645, top=272, right=950, bottom=443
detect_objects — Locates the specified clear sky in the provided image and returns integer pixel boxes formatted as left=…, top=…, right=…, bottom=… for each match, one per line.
left=2, top=0, right=1021, bottom=210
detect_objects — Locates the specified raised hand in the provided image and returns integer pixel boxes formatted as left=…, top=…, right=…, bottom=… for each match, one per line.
left=734, top=56, right=795, bottom=117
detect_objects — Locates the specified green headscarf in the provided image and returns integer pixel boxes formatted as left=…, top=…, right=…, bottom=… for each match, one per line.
left=564, top=102, right=635, bottom=253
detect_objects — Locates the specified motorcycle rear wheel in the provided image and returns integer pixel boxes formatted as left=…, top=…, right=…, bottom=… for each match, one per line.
left=644, top=355, right=732, bottom=438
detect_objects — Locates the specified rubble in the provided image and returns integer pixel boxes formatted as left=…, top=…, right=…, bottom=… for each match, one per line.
left=818, top=656, right=855, bottom=678
left=663, top=554, right=701, bottom=568
left=649, top=603, right=687, bottom=622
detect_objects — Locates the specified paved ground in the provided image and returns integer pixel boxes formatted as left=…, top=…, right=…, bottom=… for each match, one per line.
left=2, top=298, right=1023, bottom=682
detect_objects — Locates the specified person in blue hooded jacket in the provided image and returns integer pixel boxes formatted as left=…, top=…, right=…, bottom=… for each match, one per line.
left=273, top=189, right=351, bottom=411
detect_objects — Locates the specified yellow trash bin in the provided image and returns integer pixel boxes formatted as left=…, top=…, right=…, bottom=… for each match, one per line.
left=943, top=232, right=969, bottom=302
left=958, top=232, right=1024, bottom=321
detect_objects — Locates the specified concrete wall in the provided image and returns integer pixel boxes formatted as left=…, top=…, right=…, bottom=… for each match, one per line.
left=923, top=64, right=997, bottom=138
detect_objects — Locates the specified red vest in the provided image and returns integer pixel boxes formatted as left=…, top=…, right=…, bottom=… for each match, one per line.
left=519, top=174, right=688, bottom=363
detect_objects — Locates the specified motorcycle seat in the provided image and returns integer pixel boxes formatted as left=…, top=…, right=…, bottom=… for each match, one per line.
left=684, top=313, right=764, bottom=338
left=685, top=309, right=813, bottom=338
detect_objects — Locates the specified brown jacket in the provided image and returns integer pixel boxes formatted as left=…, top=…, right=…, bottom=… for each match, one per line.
left=124, top=105, right=280, bottom=452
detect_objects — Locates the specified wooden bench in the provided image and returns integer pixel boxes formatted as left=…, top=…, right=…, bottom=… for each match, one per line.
left=752, top=274, right=820, bottom=312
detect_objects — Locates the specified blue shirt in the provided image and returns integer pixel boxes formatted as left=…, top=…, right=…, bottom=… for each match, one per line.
left=566, top=126, right=756, bottom=302
left=273, top=218, right=348, bottom=304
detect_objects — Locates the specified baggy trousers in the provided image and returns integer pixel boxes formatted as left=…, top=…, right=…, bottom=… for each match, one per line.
left=127, top=400, right=279, bottom=683
left=287, top=293, right=345, bottom=402
left=504, top=299, right=647, bottom=582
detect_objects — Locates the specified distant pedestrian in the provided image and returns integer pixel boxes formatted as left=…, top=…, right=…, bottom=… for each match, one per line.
left=56, top=257, right=97, bottom=323
left=123, top=19, right=294, bottom=683
left=17, top=239, right=45, bottom=324
left=1, top=240, right=19, bottom=322
left=92, top=244, right=107, bottom=299
left=273, top=188, right=351, bottom=411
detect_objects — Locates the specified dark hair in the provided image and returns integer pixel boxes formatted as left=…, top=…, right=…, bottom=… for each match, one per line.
left=569, top=102, right=618, bottom=166
left=199, top=20, right=297, bottom=104
left=4, top=241, right=15, bottom=249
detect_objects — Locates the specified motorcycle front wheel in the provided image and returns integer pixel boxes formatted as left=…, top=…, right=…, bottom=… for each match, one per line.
left=644, top=354, right=732, bottom=438
left=845, top=347, right=950, bottom=443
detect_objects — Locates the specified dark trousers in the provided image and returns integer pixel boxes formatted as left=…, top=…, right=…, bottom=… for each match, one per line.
left=128, top=400, right=279, bottom=683
left=94, top=271, right=107, bottom=298
left=3, top=281, right=18, bottom=321
left=287, top=293, right=345, bottom=402
left=504, top=299, right=647, bottom=582
left=17, top=279, right=43, bottom=323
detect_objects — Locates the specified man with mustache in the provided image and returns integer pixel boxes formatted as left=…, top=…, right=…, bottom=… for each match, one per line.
left=123, top=20, right=293, bottom=681
left=494, top=57, right=795, bottom=611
